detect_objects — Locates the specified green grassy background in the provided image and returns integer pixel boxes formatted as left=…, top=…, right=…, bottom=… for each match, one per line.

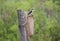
left=0, top=0, right=60, bottom=41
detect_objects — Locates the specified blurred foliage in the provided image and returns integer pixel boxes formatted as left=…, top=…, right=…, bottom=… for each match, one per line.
left=0, top=0, right=60, bottom=41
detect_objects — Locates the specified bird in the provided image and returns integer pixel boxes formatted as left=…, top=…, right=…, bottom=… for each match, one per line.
left=28, top=8, right=34, bottom=15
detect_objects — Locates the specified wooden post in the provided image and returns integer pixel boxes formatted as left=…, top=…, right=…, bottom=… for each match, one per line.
left=17, top=9, right=34, bottom=41
left=17, top=10, right=28, bottom=41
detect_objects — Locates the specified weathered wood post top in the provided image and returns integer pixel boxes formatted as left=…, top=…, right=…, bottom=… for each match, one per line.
left=17, top=9, right=34, bottom=41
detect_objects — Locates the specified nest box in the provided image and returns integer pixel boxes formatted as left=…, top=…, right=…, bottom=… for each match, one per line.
left=26, top=14, right=34, bottom=36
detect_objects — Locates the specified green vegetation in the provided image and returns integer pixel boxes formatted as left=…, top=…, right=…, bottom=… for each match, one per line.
left=0, top=0, right=60, bottom=41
